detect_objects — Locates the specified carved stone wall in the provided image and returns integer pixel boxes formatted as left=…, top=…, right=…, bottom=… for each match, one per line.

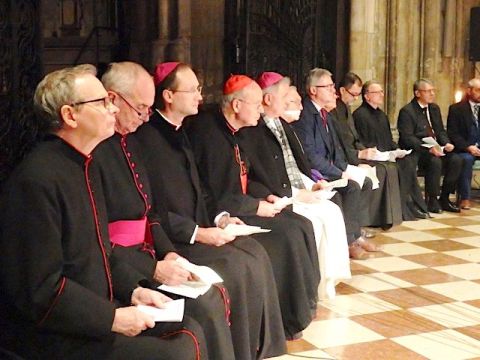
left=0, top=0, right=42, bottom=183
left=350, top=0, right=480, bottom=126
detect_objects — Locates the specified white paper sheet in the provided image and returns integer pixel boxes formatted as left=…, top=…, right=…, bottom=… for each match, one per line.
left=273, top=196, right=293, bottom=210
left=223, top=223, right=271, bottom=237
left=157, top=259, right=224, bottom=298
left=158, top=282, right=211, bottom=299
left=312, top=189, right=337, bottom=200
left=422, top=137, right=445, bottom=155
left=176, top=258, right=223, bottom=284
left=345, top=164, right=366, bottom=187
left=137, top=299, right=185, bottom=322
left=370, top=149, right=412, bottom=162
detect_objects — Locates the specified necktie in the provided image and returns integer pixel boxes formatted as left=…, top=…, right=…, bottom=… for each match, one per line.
left=422, top=107, right=435, bottom=138
left=474, top=104, right=480, bottom=122
left=320, top=108, right=328, bottom=128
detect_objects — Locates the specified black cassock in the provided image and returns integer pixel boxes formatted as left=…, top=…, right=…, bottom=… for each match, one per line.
left=353, top=101, right=428, bottom=218
left=332, top=99, right=403, bottom=227
left=183, top=110, right=320, bottom=339
left=0, top=136, right=205, bottom=360
left=134, top=111, right=286, bottom=360
left=94, top=133, right=236, bottom=359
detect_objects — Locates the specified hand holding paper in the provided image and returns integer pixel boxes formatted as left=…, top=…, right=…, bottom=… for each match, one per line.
left=422, top=137, right=445, bottom=156
left=273, top=196, right=293, bottom=209
left=158, top=258, right=224, bottom=299
left=223, top=223, right=271, bottom=236
left=137, top=299, right=185, bottom=322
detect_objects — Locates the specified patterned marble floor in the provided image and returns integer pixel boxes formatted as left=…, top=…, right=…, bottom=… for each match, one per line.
left=270, top=199, right=480, bottom=360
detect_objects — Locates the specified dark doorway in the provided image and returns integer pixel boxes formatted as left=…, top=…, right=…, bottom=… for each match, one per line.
left=224, top=0, right=350, bottom=92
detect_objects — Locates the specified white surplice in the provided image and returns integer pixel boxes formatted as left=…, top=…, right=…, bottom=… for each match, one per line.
left=291, top=175, right=351, bottom=300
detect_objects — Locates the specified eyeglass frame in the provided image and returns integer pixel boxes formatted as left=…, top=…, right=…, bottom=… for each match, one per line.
left=235, top=98, right=264, bottom=111
left=314, top=83, right=335, bottom=89
left=417, top=88, right=436, bottom=93
left=169, top=85, right=203, bottom=94
left=366, top=90, right=385, bottom=95
left=345, top=88, right=361, bottom=97
left=116, top=92, right=153, bottom=119
left=70, top=96, right=113, bottom=109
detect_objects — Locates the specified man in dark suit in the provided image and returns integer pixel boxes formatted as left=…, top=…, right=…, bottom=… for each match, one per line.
left=447, top=78, right=480, bottom=209
left=292, top=68, right=380, bottom=256
left=397, top=78, right=463, bottom=213
left=351, top=79, right=429, bottom=221
left=332, top=73, right=404, bottom=226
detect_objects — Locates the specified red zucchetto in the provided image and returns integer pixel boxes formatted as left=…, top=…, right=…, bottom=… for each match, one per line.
left=223, top=75, right=254, bottom=95
left=153, top=62, right=180, bottom=86
left=256, top=71, right=284, bottom=90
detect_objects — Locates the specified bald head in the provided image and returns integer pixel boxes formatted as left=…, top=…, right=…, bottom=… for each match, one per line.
left=101, top=61, right=155, bottom=134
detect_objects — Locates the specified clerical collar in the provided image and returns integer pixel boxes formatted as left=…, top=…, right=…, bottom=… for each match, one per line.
left=225, top=119, right=238, bottom=134
left=156, top=109, right=182, bottom=131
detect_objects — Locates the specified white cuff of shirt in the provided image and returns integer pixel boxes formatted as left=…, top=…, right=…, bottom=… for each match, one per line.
left=214, top=211, right=230, bottom=227
left=291, top=187, right=300, bottom=197
left=189, top=225, right=199, bottom=244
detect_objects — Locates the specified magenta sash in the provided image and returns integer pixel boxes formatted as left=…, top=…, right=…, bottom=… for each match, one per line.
left=108, top=218, right=147, bottom=247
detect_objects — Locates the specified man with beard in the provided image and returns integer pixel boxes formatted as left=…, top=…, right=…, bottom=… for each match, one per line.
left=238, top=75, right=351, bottom=298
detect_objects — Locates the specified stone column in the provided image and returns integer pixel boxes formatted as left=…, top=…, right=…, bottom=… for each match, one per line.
left=385, top=0, right=421, bottom=121
left=151, top=0, right=191, bottom=67
left=190, top=0, right=225, bottom=104
left=349, top=0, right=480, bottom=124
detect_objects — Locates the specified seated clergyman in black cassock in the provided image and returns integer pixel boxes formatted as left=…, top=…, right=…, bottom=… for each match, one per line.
left=0, top=64, right=205, bottom=359
left=184, top=74, right=320, bottom=341
left=133, top=62, right=287, bottom=359
left=95, top=61, right=236, bottom=359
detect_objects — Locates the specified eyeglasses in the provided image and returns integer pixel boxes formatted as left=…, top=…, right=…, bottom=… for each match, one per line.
left=117, top=92, right=152, bottom=120
left=345, top=88, right=361, bottom=97
left=314, top=83, right=335, bottom=89
left=236, top=99, right=263, bottom=111
left=418, top=88, right=435, bottom=93
left=71, top=96, right=113, bottom=109
left=170, top=85, right=203, bottom=94
left=367, top=90, right=384, bottom=95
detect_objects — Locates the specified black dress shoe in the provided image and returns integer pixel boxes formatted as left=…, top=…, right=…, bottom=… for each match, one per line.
left=427, top=197, right=443, bottom=213
left=440, top=197, right=460, bottom=213
left=411, top=207, right=429, bottom=219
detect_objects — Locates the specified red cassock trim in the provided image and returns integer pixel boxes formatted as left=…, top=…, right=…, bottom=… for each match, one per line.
left=84, top=156, right=114, bottom=301
left=38, top=276, right=66, bottom=326
left=160, top=329, right=201, bottom=360
left=213, top=284, right=231, bottom=326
